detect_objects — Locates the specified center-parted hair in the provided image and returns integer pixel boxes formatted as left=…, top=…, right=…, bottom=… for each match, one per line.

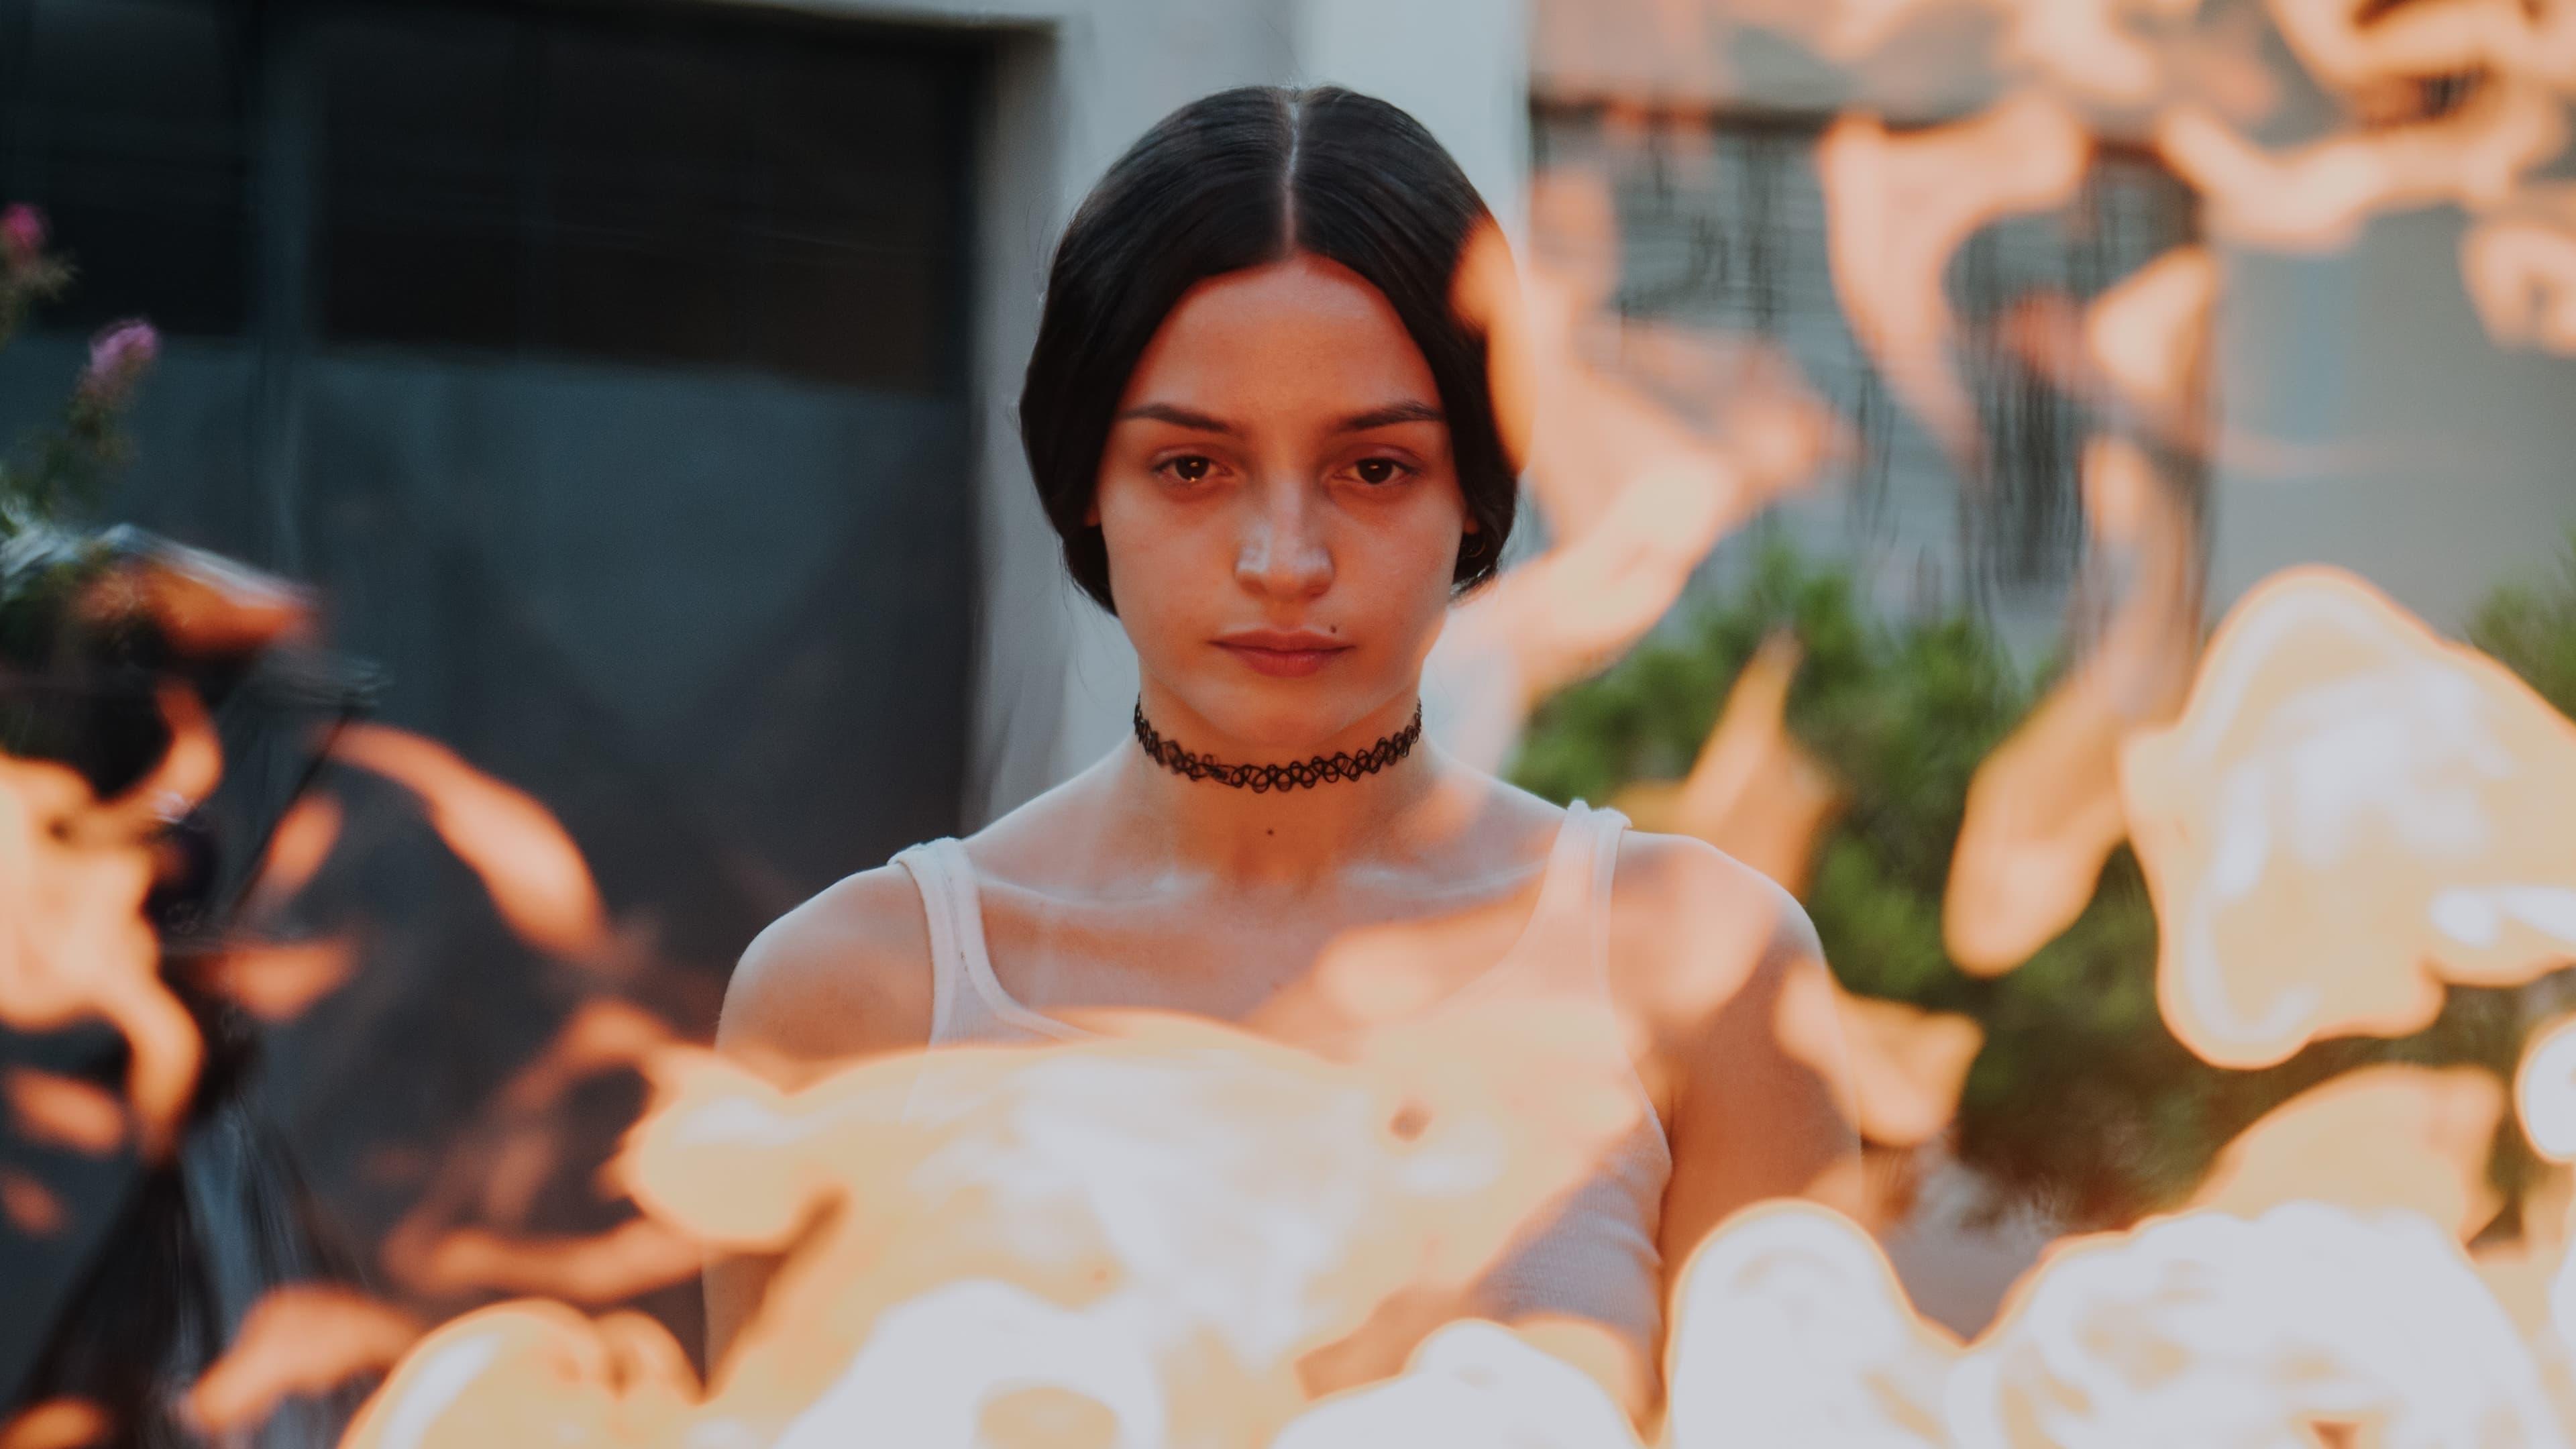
left=1019, top=85, right=1522, bottom=614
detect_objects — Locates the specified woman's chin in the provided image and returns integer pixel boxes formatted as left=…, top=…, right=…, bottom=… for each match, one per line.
left=1169, top=686, right=1401, bottom=759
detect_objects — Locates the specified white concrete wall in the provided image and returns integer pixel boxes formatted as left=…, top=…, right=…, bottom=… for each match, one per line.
left=2204, top=211, right=2576, bottom=635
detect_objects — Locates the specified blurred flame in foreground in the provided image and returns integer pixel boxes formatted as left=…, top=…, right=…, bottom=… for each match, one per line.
left=1427, top=174, right=1837, bottom=771
left=1666, top=1203, right=2568, bottom=1446
left=311, top=560, right=2576, bottom=1449
left=380, top=1001, right=705, bottom=1307
left=0, top=1167, right=67, bottom=1236
left=337, top=1002, right=1646, bottom=1449
left=2187, top=1064, right=2505, bottom=1239
left=1777, top=967, right=1984, bottom=1152
left=183, top=1287, right=425, bottom=1436
left=2520, top=1014, right=2576, bottom=1163
left=2120, top=566, right=2576, bottom=1068
left=331, top=724, right=610, bottom=965
left=3, top=1067, right=127, bottom=1156
left=2085, top=246, right=2218, bottom=439
left=2465, top=184, right=2576, bottom=356
left=189, top=937, right=358, bottom=1023
left=5, top=572, right=2576, bottom=1444
left=1946, top=439, right=2201, bottom=974
left=2160, top=78, right=2567, bottom=252
left=0, top=693, right=214, bottom=1155
left=1615, top=632, right=1842, bottom=896
left=0, top=1399, right=112, bottom=1449
left=1819, top=94, right=2092, bottom=464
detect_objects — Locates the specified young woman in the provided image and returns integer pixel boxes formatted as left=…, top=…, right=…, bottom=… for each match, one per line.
left=710, top=85, right=1856, bottom=1421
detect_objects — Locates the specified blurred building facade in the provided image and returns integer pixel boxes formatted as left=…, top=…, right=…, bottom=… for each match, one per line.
left=1526, top=0, right=2576, bottom=653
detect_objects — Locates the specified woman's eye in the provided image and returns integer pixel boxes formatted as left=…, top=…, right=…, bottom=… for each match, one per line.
left=1159, top=455, right=1214, bottom=484
left=1353, top=457, right=1411, bottom=486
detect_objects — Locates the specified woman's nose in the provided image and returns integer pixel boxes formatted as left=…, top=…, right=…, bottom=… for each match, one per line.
left=1234, top=480, right=1333, bottom=599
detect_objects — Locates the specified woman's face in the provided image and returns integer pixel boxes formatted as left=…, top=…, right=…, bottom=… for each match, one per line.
left=1094, top=252, right=1470, bottom=755
left=1092, top=256, right=1473, bottom=757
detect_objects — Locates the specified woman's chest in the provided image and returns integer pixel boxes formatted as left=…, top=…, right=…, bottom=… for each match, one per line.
left=970, top=879, right=1547, bottom=1042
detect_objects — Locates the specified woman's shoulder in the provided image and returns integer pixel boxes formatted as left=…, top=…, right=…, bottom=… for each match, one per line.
left=1600, top=826, right=1824, bottom=1024
left=715, top=859, right=937, bottom=1079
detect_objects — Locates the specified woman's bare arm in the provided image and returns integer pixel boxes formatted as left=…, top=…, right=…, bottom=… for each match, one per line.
left=1614, top=836, right=1863, bottom=1304
left=703, top=865, right=935, bottom=1377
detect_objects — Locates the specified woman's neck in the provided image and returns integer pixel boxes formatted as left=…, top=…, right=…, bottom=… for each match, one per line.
left=1114, top=687, right=1450, bottom=890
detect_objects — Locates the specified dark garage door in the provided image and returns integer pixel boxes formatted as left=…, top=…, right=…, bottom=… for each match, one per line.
left=0, top=0, right=984, bottom=1400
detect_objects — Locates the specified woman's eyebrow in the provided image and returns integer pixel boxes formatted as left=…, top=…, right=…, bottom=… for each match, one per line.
left=1114, top=402, right=1241, bottom=434
left=1333, top=400, right=1445, bottom=432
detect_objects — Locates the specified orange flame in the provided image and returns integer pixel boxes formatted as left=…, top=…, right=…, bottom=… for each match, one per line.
left=1664, top=1202, right=1959, bottom=1444
left=2267, top=0, right=2576, bottom=96
left=1960, top=1202, right=2565, bottom=1444
left=0, top=1167, right=68, bottom=1236
left=2188, top=1063, right=2506, bottom=1240
left=1819, top=94, right=2092, bottom=462
left=2465, top=187, right=2576, bottom=356
left=77, top=541, right=312, bottom=659
left=190, top=938, right=359, bottom=1023
left=3, top=1067, right=127, bottom=1155
left=2119, top=566, right=2576, bottom=1068
left=2522, top=1012, right=2576, bottom=1164
left=2156, top=79, right=2568, bottom=252
left=380, top=1000, right=682, bottom=1299
left=407, top=1220, right=706, bottom=1305
left=1426, top=170, right=1837, bottom=772
left=182, top=1286, right=425, bottom=1434
left=1613, top=633, right=1843, bottom=896
left=1831, top=0, right=2176, bottom=104
left=2085, top=244, right=2220, bottom=435
left=1946, top=438, right=2201, bottom=974
left=0, top=1400, right=109, bottom=1449
left=1777, top=971, right=1985, bottom=1152
left=0, top=747, right=199, bottom=1154
left=482, top=1008, right=1639, bottom=1446
left=1660, top=1193, right=2575, bottom=1446
left=1274, top=1320, right=1646, bottom=1448
left=331, top=724, right=610, bottom=963
left=338, top=1302, right=697, bottom=1449
left=243, top=794, right=344, bottom=919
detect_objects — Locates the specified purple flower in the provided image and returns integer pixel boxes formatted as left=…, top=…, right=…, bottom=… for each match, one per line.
left=79, top=319, right=160, bottom=403
left=0, top=204, right=44, bottom=268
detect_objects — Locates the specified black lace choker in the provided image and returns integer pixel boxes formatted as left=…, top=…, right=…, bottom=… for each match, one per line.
left=1132, top=700, right=1424, bottom=792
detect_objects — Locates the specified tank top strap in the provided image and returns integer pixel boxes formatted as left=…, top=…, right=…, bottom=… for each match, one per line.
left=890, top=840, right=969, bottom=1041
left=1580, top=801, right=1630, bottom=987
left=1492, top=801, right=1629, bottom=996
left=892, top=838, right=1085, bottom=1044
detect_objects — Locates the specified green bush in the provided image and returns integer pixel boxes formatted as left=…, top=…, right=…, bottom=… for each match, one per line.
left=2471, top=537, right=2576, bottom=719
left=1513, top=541, right=2561, bottom=1227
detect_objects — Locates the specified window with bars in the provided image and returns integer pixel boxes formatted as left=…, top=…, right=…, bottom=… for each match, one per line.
left=0, top=0, right=977, bottom=390
left=311, top=2, right=975, bottom=389
left=0, top=0, right=254, bottom=337
left=1532, top=103, right=2202, bottom=604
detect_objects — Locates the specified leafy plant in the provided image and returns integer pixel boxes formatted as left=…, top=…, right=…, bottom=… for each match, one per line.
left=2471, top=532, right=2576, bottom=720
left=1513, top=541, right=2559, bottom=1226
left=0, top=201, right=159, bottom=537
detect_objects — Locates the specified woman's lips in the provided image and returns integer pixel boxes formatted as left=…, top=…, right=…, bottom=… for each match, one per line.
left=1216, top=638, right=1351, bottom=678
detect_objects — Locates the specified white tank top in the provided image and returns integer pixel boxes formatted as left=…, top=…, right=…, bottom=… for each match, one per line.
left=888, top=802, right=1672, bottom=1366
